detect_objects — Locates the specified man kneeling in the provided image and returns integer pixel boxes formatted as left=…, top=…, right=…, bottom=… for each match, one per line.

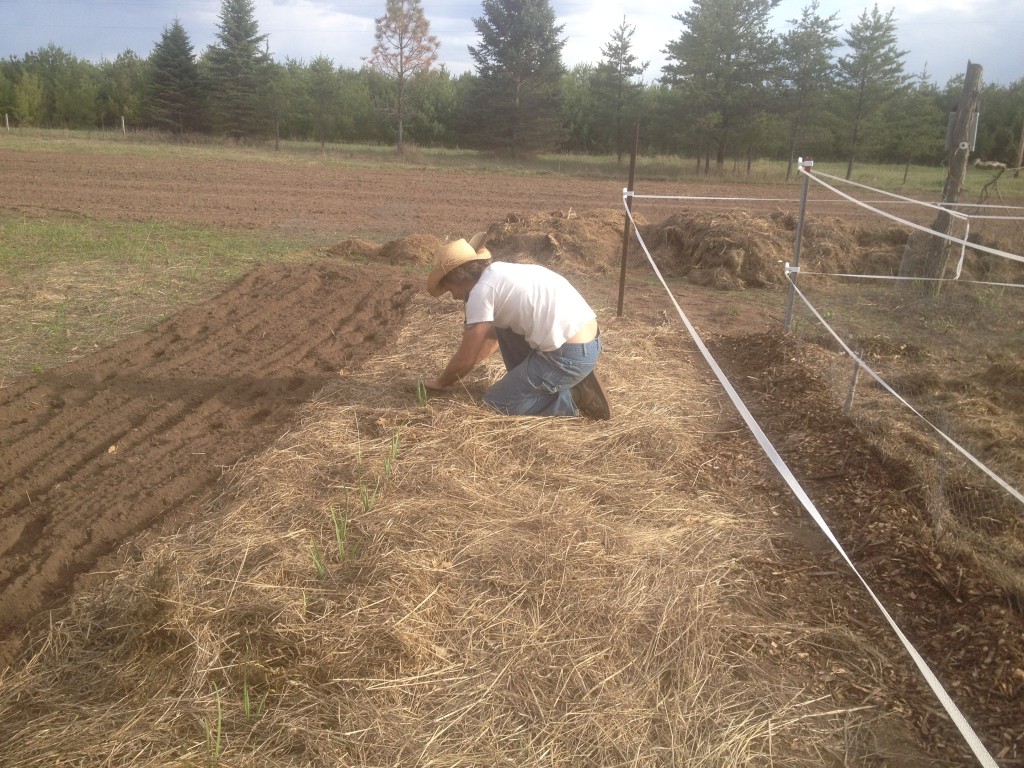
left=423, top=234, right=611, bottom=419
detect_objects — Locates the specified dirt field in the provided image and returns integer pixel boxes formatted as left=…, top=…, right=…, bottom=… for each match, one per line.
left=1, top=145, right=1023, bottom=765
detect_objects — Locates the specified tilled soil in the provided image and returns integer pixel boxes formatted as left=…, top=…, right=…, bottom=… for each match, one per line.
left=1, top=144, right=1021, bottom=763
left=0, top=262, right=418, bottom=658
left=0, top=147, right=878, bottom=238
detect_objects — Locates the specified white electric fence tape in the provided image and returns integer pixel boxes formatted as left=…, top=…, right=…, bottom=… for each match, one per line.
left=785, top=271, right=1024, bottom=509
left=812, top=170, right=970, bottom=220
left=803, top=168, right=1024, bottom=266
left=792, top=270, right=1024, bottom=290
left=621, top=192, right=1000, bottom=768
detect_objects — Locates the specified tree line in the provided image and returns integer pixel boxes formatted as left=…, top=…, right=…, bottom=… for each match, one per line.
left=1, top=0, right=1021, bottom=176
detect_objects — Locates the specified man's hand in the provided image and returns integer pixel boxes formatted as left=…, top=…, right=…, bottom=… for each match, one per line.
left=427, top=322, right=496, bottom=391
left=423, top=378, right=450, bottom=392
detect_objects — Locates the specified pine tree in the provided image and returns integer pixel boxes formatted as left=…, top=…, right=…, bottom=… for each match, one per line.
left=661, top=0, right=781, bottom=172
left=836, top=4, right=909, bottom=179
left=779, top=1, right=840, bottom=179
left=149, top=21, right=203, bottom=133
left=592, top=17, right=648, bottom=162
left=366, top=0, right=440, bottom=154
left=203, top=0, right=271, bottom=139
left=467, top=0, right=566, bottom=156
left=307, top=55, right=340, bottom=148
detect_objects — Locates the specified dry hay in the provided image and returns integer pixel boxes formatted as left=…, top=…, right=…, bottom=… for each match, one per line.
left=0, top=293, right=924, bottom=767
left=635, top=210, right=790, bottom=290
left=378, top=234, right=444, bottom=266
left=475, top=209, right=638, bottom=275
left=324, top=237, right=380, bottom=260
left=325, top=209, right=936, bottom=297
left=325, top=235, right=444, bottom=266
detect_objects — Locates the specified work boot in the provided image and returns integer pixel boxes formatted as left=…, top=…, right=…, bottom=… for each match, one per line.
left=571, top=371, right=611, bottom=420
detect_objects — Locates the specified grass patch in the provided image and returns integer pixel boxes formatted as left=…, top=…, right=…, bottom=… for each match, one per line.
left=5, top=128, right=1023, bottom=201
left=0, top=217, right=319, bottom=377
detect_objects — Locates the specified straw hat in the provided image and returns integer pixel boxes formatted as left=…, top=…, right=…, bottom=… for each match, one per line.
left=426, top=232, right=490, bottom=297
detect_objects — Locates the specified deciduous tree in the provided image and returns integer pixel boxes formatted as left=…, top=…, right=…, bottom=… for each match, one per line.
left=99, top=50, right=147, bottom=129
left=13, top=71, right=44, bottom=126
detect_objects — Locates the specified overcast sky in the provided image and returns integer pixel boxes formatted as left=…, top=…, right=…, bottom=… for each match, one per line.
left=0, top=0, right=1020, bottom=87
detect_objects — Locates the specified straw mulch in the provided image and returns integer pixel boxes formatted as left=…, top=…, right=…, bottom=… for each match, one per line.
left=0, top=290, right=933, bottom=766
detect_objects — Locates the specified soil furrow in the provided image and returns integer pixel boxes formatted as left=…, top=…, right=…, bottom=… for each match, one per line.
left=0, top=263, right=418, bottom=644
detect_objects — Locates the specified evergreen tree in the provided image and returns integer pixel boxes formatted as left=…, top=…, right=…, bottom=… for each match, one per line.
left=148, top=19, right=203, bottom=133
left=203, top=0, right=271, bottom=138
left=467, top=0, right=567, bottom=156
left=366, top=0, right=440, bottom=153
left=883, top=71, right=944, bottom=179
left=836, top=4, right=909, bottom=178
left=405, top=66, right=466, bottom=147
left=561, top=63, right=597, bottom=152
left=779, top=1, right=840, bottom=178
left=972, top=79, right=1024, bottom=163
left=307, top=55, right=341, bottom=147
left=592, top=17, right=648, bottom=162
left=268, top=59, right=311, bottom=141
left=661, top=0, right=781, bottom=173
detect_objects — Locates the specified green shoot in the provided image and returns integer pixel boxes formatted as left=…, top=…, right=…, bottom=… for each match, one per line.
left=335, top=505, right=348, bottom=559
left=359, top=479, right=378, bottom=515
left=242, top=675, right=269, bottom=725
left=416, top=377, right=428, bottom=406
left=205, top=683, right=223, bottom=767
left=310, top=538, right=326, bottom=581
left=383, top=428, right=400, bottom=480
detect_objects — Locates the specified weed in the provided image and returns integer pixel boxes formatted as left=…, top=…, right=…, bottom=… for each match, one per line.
left=416, top=377, right=428, bottom=406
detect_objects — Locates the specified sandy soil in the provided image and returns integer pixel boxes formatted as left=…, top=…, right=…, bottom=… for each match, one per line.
left=0, top=147, right=880, bottom=239
left=1, top=146, right=1021, bottom=764
left=0, top=262, right=418, bottom=646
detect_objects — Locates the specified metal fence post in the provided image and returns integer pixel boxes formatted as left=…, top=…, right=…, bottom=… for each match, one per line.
left=784, top=157, right=813, bottom=332
left=617, top=122, right=640, bottom=317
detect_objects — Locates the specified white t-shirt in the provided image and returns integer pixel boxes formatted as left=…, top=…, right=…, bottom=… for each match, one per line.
left=464, top=262, right=596, bottom=351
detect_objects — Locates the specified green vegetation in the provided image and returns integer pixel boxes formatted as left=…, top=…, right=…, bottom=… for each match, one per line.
left=331, top=505, right=351, bottom=563
left=0, top=0, right=1020, bottom=167
left=8, top=127, right=1020, bottom=198
left=204, top=683, right=224, bottom=767
left=0, top=215, right=315, bottom=376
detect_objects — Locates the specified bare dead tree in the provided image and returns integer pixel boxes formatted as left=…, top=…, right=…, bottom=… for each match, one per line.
left=366, top=0, right=439, bottom=155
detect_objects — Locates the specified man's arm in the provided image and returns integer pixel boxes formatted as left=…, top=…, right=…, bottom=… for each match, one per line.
left=425, top=322, right=498, bottom=391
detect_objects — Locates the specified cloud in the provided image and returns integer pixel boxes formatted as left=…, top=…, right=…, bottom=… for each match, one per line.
left=0, top=0, right=1018, bottom=85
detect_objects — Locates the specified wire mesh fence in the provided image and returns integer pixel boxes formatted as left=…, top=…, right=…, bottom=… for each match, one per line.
left=785, top=170, right=1024, bottom=600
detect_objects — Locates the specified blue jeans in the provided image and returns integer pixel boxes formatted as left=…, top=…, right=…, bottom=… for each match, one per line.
left=482, top=327, right=602, bottom=416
